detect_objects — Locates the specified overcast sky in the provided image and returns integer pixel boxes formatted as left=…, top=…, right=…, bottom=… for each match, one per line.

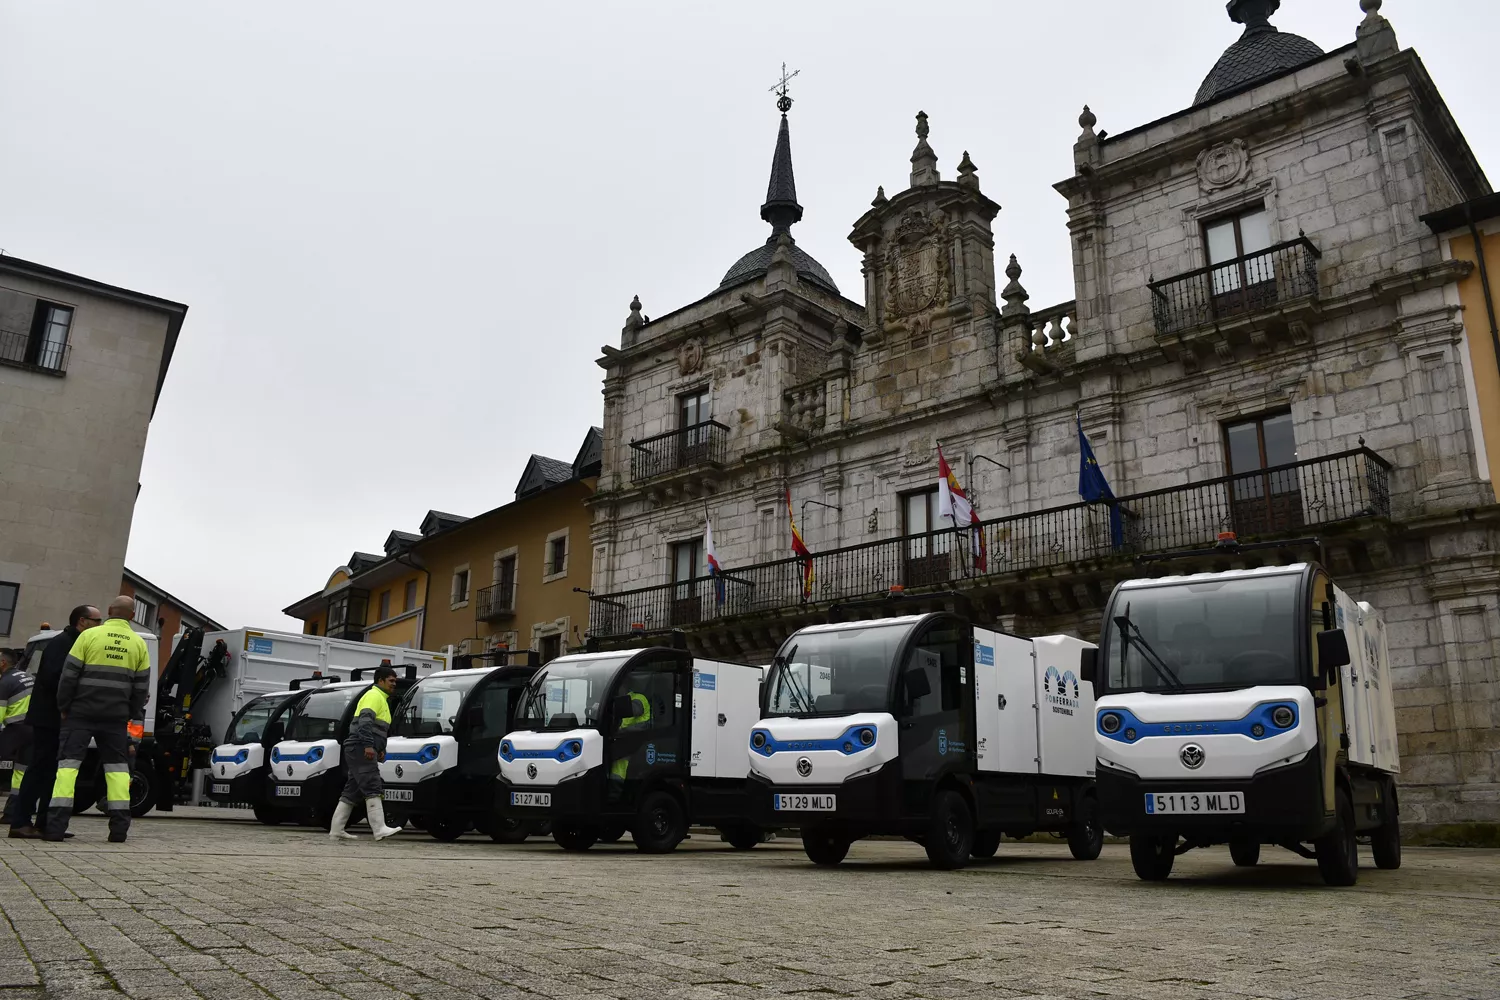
left=2, top=1, right=1495, bottom=633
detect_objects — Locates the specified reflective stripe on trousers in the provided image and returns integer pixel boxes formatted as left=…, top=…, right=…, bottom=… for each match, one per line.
left=50, top=757, right=82, bottom=811
left=103, top=762, right=130, bottom=812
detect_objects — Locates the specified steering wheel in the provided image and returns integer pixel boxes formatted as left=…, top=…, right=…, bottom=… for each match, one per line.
left=1226, top=650, right=1292, bottom=673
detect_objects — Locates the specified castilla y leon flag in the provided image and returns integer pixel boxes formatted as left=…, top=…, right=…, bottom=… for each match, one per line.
left=704, top=518, right=725, bottom=606
left=937, top=446, right=987, bottom=572
left=786, top=488, right=814, bottom=599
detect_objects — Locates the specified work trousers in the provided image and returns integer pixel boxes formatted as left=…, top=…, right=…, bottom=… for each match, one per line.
left=0, top=726, right=31, bottom=823
left=339, top=746, right=382, bottom=803
left=46, top=724, right=131, bottom=840
left=8, top=726, right=57, bottom=829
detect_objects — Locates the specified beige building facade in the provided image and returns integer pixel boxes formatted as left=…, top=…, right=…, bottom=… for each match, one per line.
left=0, top=255, right=187, bottom=641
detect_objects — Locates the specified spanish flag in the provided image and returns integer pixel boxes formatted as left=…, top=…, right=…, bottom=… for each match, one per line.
left=938, top=446, right=987, bottom=573
left=786, top=488, right=814, bottom=599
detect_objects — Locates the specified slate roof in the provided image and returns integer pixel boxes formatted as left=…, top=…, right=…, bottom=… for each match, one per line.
left=720, top=238, right=839, bottom=294
left=1195, top=23, right=1325, bottom=105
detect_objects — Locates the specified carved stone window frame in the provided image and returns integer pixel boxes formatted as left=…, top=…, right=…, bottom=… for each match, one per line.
left=1179, top=177, right=1281, bottom=271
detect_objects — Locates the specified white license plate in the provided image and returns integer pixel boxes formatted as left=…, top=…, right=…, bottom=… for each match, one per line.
left=1144, top=791, right=1244, bottom=815
left=510, top=791, right=551, bottom=807
left=383, top=788, right=413, bottom=802
left=274, top=784, right=302, bottom=797
left=774, top=793, right=837, bottom=812
left=211, top=783, right=230, bottom=795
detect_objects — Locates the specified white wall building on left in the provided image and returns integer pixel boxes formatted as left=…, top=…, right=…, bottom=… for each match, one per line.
left=0, top=255, right=187, bottom=641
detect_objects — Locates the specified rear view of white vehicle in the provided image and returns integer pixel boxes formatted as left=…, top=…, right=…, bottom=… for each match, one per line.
left=1094, top=563, right=1401, bottom=886
left=749, top=612, right=1100, bottom=869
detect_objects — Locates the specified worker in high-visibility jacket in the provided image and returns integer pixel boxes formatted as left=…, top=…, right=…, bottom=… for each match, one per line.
left=608, top=689, right=652, bottom=792
left=328, top=664, right=403, bottom=842
left=45, top=596, right=151, bottom=843
left=0, top=648, right=34, bottom=823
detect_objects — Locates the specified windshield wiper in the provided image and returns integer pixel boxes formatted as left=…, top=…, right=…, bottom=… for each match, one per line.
left=775, top=645, right=815, bottom=713
left=1113, top=602, right=1186, bottom=693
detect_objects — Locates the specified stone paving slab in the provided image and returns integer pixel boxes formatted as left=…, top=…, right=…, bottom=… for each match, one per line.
left=1, top=812, right=1498, bottom=999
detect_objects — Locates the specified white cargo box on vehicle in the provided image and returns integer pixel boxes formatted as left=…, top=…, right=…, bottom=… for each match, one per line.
left=187, top=628, right=447, bottom=743
left=972, top=629, right=1096, bottom=779
left=688, top=660, right=763, bottom=779
left=1330, top=593, right=1399, bottom=775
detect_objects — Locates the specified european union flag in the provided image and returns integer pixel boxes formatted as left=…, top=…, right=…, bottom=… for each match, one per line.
left=1078, top=418, right=1125, bottom=549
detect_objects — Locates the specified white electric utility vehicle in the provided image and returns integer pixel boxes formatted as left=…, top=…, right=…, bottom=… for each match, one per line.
left=749, top=612, right=1101, bottom=869
left=1093, top=562, right=1400, bottom=886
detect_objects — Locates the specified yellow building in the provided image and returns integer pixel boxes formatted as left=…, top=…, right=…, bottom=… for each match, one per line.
left=1426, top=195, right=1500, bottom=492
left=284, top=428, right=601, bottom=660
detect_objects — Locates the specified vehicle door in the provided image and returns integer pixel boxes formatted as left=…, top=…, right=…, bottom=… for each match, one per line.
left=895, top=618, right=969, bottom=815
left=604, top=653, right=690, bottom=808
left=459, top=675, right=529, bottom=777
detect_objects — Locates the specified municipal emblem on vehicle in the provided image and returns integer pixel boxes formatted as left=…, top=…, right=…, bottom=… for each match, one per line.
left=937, top=729, right=948, bottom=756
left=796, top=756, right=812, bottom=777
left=526, top=763, right=538, bottom=780
left=286, top=764, right=294, bottom=777
left=394, top=764, right=404, bottom=779
left=646, top=743, right=657, bottom=765
left=1179, top=744, right=1205, bottom=769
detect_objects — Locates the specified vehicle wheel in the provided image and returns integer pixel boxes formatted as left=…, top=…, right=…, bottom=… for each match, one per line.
left=1316, top=788, right=1358, bottom=887
left=1230, top=839, right=1261, bottom=867
left=801, top=829, right=851, bottom=867
left=924, top=789, right=974, bottom=870
left=531, top=820, right=552, bottom=837
left=1371, top=785, right=1401, bottom=870
left=1129, top=833, right=1176, bottom=881
left=427, top=814, right=467, bottom=842
left=723, top=825, right=762, bottom=850
left=552, top=824, right=597, bottom=852
left=971, top=830, right=1002, bottom=859
left=303, top=804, right=333, bottom=831
left=633, top=792, right=687, bottom=854
left=598, top=825, right=627, bottom=844
left=252, top=805, right=284, bottom=826
left=1067, top=796, right=1104, bottom=861
left=488, top=816, right=531, bottom=844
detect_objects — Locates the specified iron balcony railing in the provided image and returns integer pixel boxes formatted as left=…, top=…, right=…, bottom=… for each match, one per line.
left=629, top=420, right=730, bottom=483
left=1149, top=237, right=1321, bottom=338
left=588, top=447, right=1391, bottom=637
left=476, top=581, right=516, bottom=621
left=0, top=328, right=70, bottom=374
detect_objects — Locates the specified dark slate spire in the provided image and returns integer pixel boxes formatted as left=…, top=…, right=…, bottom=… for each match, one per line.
left=760, top=97, right=803, bottom=236
left=1195, top=0, right=1325, bottom=105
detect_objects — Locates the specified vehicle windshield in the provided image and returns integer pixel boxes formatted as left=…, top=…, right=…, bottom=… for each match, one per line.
left=764, top=622, right=915, bottom=717
left=284, top=686, right=364, bottom=742
left=392, top=672, right=486, bottom=737
left=227, top=695, right=293, bottom=745
left=517, top=656, right=631, bottom=730
left=1104, top=574, right=1301, bottom=693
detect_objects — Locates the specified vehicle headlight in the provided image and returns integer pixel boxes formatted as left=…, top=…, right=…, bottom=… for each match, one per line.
left=234, top=749, right=250, bottom=764
left=500, top=741, right=512, bottom=759
left=751, top=731, right=767, bottom=750
left=568, top=741, right=583, bottom=756
left=858, top=728, right=875, bottom=746
left=270, top=748, right=281, bottom=763
left=1099, top=713, right=1122, bottom=735
left=307, top=746, right=324, bottom=762
left=417, top=744, right=441, bottom=764
left=1272, top=705, right=1295, bottom=729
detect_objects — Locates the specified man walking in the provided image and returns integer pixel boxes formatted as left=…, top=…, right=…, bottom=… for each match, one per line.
left=0, top=648, right=35, bottom=823
left=10, top=606, right=99, bottom=839
left=328, top=664, right=402, bottom=842
left=45, top=597, right=149, bottom=843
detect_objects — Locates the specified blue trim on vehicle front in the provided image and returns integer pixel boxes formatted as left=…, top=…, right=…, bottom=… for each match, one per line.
left=749, top=724, right=878, bottom=758
left=211, top=749, right=252, bottom=764
left=270, top=746, right=327, bottom=764
left=1096, top=702, right=1299, bottom=743
left=499, top=738, right=584, bottom=763
left=385, top=743, right=442, bottom=764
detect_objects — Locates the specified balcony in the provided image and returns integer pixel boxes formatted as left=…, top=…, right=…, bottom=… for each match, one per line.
left=476, top=581, right=516, bottom=622
left=588, top=447, right=1392, bottom=640
left=629, top=420, right=729, bottom=484
left=1149, top=237, right=1321, bottom=360
left=0, top=328, right=69, bottom=375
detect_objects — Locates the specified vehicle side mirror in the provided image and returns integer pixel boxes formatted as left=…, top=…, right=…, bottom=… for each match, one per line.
left=903, top=669, right=932, bottom=702
left=464, top=705, right=484, bottom=728
left=1316, top=628, right=1349, bottom=687
left=611, top=695, right=640, bottom=720
left=263, top=723, right=284, bottom=746
left=1078, top=647, right=1098, bottom=686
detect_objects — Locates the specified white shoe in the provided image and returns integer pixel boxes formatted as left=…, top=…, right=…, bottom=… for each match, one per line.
left=328, top=799, right=359, bottom=841
left=365, top=797, right=402, bottom=841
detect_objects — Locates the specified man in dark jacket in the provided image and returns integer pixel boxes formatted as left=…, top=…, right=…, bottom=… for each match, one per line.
left=8, top=605, right=99, bottom=839
left=0, top=647, right=36, bottom=822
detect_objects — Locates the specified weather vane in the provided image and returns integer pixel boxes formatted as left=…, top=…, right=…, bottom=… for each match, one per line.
left=769, top=62, right=800, bottom=114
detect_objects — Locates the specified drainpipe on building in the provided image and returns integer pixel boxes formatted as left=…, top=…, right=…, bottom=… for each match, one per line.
left=1466, top=204, right=1500, bottom=389
left=394, top=551, right=431, bottom=650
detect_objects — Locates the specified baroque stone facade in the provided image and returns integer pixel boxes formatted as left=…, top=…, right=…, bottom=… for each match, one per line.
left=590, top=4, right=1500, bottom=829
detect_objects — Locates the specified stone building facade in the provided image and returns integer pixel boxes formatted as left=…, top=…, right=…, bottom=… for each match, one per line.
left=588, top=1, right=1500, bottom=830
left=0, top=255, right=187, bottom=645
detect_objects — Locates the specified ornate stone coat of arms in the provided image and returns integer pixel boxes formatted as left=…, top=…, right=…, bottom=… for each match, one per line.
left=883, top=210, right=952, bottom=322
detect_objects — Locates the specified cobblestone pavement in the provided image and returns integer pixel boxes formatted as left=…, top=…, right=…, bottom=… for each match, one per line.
left=0, top=809, right=1497, bottom=1000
